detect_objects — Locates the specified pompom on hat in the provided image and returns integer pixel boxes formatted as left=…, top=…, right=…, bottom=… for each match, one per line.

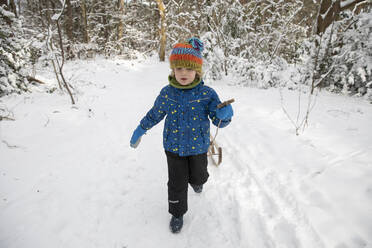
left=169, top=37, right=204, bottom=74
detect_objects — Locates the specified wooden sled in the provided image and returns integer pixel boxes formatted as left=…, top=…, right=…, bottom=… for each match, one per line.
left=208, top=135, right=222, bottom=166
left=207, top=98, right=235, bottom=166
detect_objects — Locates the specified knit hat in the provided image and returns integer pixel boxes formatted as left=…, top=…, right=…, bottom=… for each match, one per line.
left=169, top=37, right=204, bottom=74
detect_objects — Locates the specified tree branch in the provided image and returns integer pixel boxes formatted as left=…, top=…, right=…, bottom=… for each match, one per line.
left=340, top=0, right=367, bottom=11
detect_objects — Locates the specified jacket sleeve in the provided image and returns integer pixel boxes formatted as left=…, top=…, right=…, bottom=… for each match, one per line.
left=208, top=88, right=231, bottom=128
left=140, top=88, right=167, bottom=130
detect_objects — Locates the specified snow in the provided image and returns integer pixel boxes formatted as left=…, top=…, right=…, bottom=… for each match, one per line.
left=340, top=0, right=358, bottom=9
left=1, top=57, right=372, bottom=248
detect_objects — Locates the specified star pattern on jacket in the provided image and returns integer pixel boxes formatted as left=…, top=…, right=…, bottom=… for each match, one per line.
left=140, top=81, right=231, bottom=156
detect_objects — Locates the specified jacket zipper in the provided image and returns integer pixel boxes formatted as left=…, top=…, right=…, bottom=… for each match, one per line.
left=189, top=97, right=209, bottom=103
left=167, top=97, right=178, bottom=103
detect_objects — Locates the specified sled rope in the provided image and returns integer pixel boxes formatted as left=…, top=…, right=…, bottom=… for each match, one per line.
left=210, top=120, right=221, bottom=146
left=210, top=99, right=235, bottom=145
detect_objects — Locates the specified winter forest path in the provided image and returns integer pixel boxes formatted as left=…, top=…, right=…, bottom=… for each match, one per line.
left=1, top=58, right=371, bottom=248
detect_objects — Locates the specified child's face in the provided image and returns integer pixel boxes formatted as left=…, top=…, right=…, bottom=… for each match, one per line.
left=174, top=68, right=197, bottom=85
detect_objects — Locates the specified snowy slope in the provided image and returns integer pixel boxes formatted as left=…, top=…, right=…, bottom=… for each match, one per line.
left=1, top=57, right=371, bottom=248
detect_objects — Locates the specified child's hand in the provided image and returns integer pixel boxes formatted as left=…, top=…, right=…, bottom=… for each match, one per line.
left=216, top=105, right=234, bottom=120
left=130, top=125, right=146, bottom=148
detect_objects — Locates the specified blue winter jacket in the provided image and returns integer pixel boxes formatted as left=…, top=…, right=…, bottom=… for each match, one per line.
left=140, top=81, right=231, bottom=156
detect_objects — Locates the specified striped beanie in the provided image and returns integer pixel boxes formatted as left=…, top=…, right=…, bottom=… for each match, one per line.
left=169, top=37, right=204, bottom=74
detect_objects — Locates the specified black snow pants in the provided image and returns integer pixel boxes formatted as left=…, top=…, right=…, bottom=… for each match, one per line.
left=165, top=151, right=209, bottom=217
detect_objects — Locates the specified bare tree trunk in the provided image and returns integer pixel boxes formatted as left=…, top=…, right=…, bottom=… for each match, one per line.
left=81, top=0, right=89, bottom=43
left=17, top=0, right=21, bottom=16
left=118, top=0, right=124, bottom=42
left=45, top=3, right=63, bottom=91
left=316, top=0, right=367, bottom=35
left=9, top=0, right=17, bottom=17
left=316, top=0, right=340, bottom=35
left=312, top=0, right=338, bottom=94
left=156, top=0, right=166, bottom=61
left=56, top=19, right=75, bottom=104
left=44, top=0, right=75, bottom=104
left=65, top=0, right=73, bottom=41
left=102, top=13, right=109, bottom=55
left=206, top=0, right=212, bottom=32
left=38, top=0, right=46, bottom=28
left=52, top=59, right=63, bottom=90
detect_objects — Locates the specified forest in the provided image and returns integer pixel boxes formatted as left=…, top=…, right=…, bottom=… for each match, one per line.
left=1, top=1, right=372, bottom=246
left=0, top=0, right=371, bottom=100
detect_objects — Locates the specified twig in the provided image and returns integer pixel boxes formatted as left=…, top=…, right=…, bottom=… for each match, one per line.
left=0, top=116, right=15, bottom=121
left=217, top=99, right=235, bottom=108
left=26, top=76, right=46, bottom=84
left=0, top=105, right=15, bottom=121
left=313, top=64, right=335, bottom=88
left=44, top=116, right=50, bottom=127
left=2, top=140, right=19, bottom=149
left=279, top=88, right=298, bottom=131
left=301, top=89, right=319, bottom=132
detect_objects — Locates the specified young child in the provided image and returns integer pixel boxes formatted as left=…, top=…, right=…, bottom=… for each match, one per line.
left=130, top=37, right=233, bottom=233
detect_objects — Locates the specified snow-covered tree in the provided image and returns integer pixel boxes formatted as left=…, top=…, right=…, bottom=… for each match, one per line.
left=318, top=10, right=372, bottom=97
left=166, top=0, right=207, bottom=45
left=0, top=6, right=30, bottom=96
left=201, top=0, right=309, bottom=84
left=308, top=0, right=371, bottom=98
left=3, top=0, right=369, bottom=101
left=116, top=0, right=159, bottom=57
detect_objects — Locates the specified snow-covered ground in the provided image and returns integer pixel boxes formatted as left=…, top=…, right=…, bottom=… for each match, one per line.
left=1, top=57, right=371, bottom=248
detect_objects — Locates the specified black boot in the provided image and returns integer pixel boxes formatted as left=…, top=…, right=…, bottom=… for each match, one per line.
left=169, top=215, right=183, bottom=233
left=190, top=184, right=203, bottom=193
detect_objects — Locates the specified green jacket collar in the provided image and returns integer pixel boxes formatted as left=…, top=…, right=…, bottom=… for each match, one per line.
left=168, top=75, right=201, bottom=89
